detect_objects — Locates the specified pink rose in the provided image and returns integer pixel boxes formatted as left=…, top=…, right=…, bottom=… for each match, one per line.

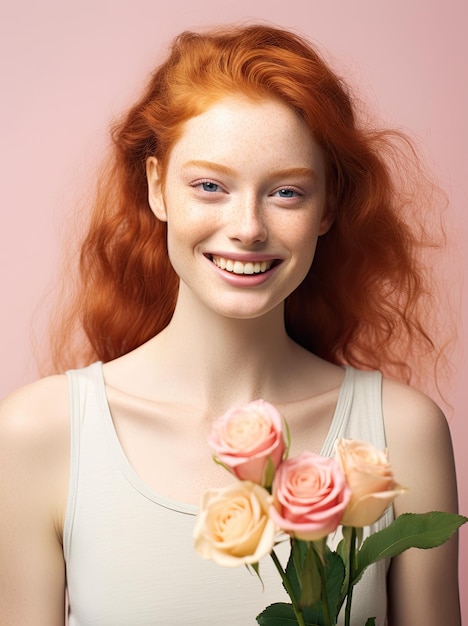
left=335, top=438, right=407, bottom=527
left=208, top=400, right=286, bottom=486
left=270, top=451, right=350, bottom=541
left=193, top=481, right=277, bottom=567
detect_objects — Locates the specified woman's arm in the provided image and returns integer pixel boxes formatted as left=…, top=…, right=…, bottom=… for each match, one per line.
left=0, top=376, right=70, bottom=625
left=383, top=379, right=461, bottom=626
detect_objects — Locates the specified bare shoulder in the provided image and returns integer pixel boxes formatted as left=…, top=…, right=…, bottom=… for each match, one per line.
left=0, top=374, right=70, bottom=450
left=381, top=377, right=451, bottom=456
left=381, top=377, right=457, bottom=516
left=0, top=376, right=70, bottom=624
left=0, top=374, right=71, bottom=517
left=382, top=377, right=450, bottom=446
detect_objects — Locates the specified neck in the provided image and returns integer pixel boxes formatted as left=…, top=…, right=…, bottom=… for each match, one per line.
left=149, top=287, right=301, bottom=412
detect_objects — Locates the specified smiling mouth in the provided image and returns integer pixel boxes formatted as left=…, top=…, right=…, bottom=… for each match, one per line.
left=209, top=255, right=278, bottom=275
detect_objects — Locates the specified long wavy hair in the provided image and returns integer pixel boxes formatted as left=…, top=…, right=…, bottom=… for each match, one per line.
left=47, top=24, right=449, bottom=387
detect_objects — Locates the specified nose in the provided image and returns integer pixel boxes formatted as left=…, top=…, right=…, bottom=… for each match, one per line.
left=228, top=195, right=267, bottom=245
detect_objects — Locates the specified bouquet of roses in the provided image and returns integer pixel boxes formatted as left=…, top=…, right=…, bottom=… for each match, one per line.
left=193, top=400, right=466, bottom=626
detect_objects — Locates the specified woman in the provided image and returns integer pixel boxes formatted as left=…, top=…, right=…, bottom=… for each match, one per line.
left=0, top=24, right=460, bottom=625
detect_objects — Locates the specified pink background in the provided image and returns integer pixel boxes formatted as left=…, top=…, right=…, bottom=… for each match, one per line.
left=1, top=0, right=466, bottom=616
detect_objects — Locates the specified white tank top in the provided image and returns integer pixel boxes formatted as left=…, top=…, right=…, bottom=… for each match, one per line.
left=64, top=362, right=391, bottom=625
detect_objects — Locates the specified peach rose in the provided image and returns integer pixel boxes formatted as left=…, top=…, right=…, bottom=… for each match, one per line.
left=335, top=438, right=407, bottom=527
left=270, top=451, right=350, bottom=541
left=208, top=400, right=286, bottom=486
left=193, top=481, right=277, bottom=566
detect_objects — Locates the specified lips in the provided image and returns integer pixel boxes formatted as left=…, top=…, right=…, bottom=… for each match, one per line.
left=210, top=255, right=276, bottom=275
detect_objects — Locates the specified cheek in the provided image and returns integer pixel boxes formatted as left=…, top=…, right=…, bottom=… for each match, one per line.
left=279, top=219, right=322, bottom=290
left=165, top=212, right=215, bottom=276
left=166, top=191, right=219, bottom=241
left=279, top=205, right=324, bottom=242
left=289, top=225, right=320, bottom=269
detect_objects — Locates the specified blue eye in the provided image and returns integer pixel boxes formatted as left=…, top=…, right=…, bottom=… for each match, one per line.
left=274, top=188, right=299, bottom=198
left=200, top=181, right=219, bottom=192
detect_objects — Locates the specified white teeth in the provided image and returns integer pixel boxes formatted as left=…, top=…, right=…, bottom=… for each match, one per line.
left=212, top=256, right=273, bottom=275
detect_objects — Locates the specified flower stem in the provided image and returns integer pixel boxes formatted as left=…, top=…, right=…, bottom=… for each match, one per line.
left=270, top=550, right=307, bottom=626
left=344, top=528, right=357, bottom=626
left=314, top=549, right=333, bottom=626
left=344, top=582, right=354, bottom=626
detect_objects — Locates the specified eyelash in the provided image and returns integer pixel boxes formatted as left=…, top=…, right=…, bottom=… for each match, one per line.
left=190, top=180, right=304, bottom=199
left=191, top=179, right=223, bottom=193
left=271, top=187, right=302, bottom=198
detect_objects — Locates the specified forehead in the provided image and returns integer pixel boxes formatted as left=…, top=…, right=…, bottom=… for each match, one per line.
left=167, top=96, right=325, bottom=175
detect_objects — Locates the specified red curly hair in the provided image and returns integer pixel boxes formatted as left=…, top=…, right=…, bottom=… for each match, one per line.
left=48, top=24, right=447, bottom=385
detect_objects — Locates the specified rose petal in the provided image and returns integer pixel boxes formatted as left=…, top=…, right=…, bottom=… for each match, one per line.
left=271, top=451, right=350, bottom=541
left=194, top=481, right=277, bottom=567
left=335, top=438, right=407, bottom=527
left=208, top=400, right=286, bottom=486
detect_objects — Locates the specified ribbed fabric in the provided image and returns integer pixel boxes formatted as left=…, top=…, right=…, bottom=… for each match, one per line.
left=64, top=363, right=391, bottom=625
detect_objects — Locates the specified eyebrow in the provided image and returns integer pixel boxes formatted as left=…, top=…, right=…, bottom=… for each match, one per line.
left=183, top=160, right=236, bottom=177
left=183, top=160, right=316, bottom=180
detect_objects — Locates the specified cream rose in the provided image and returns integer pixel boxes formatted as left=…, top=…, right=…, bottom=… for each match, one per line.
left=194, top=481, right=276, bottom=566
left=270, top=451, right=350, bottom=541
left=208, top=399, right=286, bottom=486
left=335, top=438, right=407, bottom=527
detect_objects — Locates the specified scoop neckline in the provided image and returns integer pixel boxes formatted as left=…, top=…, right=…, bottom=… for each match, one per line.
left=93, top=361, right=353, bottom=515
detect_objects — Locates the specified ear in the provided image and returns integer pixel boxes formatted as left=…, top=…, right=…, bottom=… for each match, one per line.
left=318, top=195, right=336, bottom=235
left=146, top=156, right=167, bottom=222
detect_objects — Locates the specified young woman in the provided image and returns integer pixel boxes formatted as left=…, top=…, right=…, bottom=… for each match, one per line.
left=0, top=25, right=460, bottom=625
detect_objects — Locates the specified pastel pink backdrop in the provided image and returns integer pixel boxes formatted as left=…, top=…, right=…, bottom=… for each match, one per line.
left=1, top=0, right=466, bottom=618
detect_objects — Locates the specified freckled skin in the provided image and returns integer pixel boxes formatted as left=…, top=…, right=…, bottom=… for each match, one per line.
left=146, top=96, right=332, bottom=321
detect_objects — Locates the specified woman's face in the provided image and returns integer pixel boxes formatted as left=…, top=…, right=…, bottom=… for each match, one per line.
left=147, top=95, right=332, bottom=320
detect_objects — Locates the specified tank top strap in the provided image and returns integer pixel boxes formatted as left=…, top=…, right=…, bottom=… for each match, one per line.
left=320, top=366, right=386, bottom=457
left=63, top=361, right=108, bottom=561
left=321, top=365, right=393, bottom=535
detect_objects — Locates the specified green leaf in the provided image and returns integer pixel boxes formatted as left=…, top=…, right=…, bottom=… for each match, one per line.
left=282, top=542, right=345, bottom=625
left=262, top=456, right=276, bottom=489
left=303, top=549, right=345, bottom=625
left=325, top=551, right=346, bottom=619
left=283, top=418, right=291, bottom=460
left=246, top=561, right=265, bottom=590
left=285, top=539, right=309, bottom=599
left=256, top=602, right=319, bottom=625
left=354, top=512, right=468, bottom=583
left=364, top=619, right=376, bottom=626
left=299, top=545, right=322, bottom=607
left=275, top=545, right=345, bottom=625
left=336, top=537, right=346, bottom=561
left=336, top=527, right=352, bottom=604
left=212, top=455, right=234, bottom=474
